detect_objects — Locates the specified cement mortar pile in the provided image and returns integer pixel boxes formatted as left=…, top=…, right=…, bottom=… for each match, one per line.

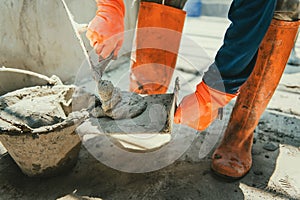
left=92, top=80, right=147, bottom=120
left=0, top=86, right=78, bottom=130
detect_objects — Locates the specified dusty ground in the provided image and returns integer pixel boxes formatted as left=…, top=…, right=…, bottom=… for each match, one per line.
left=0, top=108, right=299, bottom=200
left=0, top=61, right=299, bottom=199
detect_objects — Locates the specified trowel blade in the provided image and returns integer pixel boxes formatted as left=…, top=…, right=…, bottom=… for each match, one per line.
left=88, top=52, right=114, bottom=81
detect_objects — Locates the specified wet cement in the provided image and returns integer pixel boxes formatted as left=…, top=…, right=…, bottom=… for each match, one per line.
left=86, top=93, right=174, bottom=134
left=94, top=80, right=147, bottom=120
left=0, top=85, right=75, bottom=131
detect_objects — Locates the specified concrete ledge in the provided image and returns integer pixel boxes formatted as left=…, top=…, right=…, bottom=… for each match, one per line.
left=201, top=0, right=232, bottom=18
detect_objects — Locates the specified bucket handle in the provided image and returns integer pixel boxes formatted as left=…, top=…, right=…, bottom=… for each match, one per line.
left=0, top=66, right=62, bottom=85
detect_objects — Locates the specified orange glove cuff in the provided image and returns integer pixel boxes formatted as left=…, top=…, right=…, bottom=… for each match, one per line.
left=196, top=82, right=237, bottom=109
left=96, top=0, right=125, bottom=18
left=174, top=82, right=237, bottom=131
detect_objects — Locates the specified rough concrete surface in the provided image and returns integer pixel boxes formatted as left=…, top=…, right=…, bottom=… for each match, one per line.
left=0, top=129, right=299, bottom=200
left=0, top=60, right=299, bottom=200
left=0, top=0, right=92, bottom=95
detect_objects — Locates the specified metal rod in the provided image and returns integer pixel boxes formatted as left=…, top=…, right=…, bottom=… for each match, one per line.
left=0, top=66, right=56, bottom=85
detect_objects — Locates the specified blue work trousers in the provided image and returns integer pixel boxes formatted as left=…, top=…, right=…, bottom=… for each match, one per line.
left=203, top=0, right=277, bottom=94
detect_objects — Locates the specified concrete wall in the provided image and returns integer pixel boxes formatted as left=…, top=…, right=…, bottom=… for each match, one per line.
left=0, top=0, right=139, bottom=95
left=201, top=0, right=232, bottom=18
left=0, top=0, right=88, bottom=95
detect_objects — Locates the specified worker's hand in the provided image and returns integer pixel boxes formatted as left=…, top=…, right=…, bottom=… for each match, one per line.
left=86, top=0, right=125, bottom=60
left=174, top=82, right=237, bottom=131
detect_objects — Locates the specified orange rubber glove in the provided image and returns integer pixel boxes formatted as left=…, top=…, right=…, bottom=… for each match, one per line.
left=174, top=82, right=237, bottom=131
left=86, top=0, right=125, bottom=59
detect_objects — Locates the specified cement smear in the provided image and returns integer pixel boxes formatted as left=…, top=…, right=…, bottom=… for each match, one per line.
left=95, top=80, right=147, bottom=120
left=0, top=85, right=75, bottom=131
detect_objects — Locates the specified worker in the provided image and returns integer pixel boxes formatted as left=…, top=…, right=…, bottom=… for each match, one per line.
left=86, top=0, right=300, bottom=179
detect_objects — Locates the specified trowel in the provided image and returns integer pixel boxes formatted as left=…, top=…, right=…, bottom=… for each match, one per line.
left=86, top=48, right=152, bottom=120
left=89, top=52, right=115, bottom=83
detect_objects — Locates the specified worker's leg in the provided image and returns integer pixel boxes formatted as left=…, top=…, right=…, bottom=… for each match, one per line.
left=129, top=2, right=186, bottom=94
left=174, top=0, right=277, bottom=131
left=211, top=19, right=300, bottom=179
left=203, top=0, right=277, bottom=94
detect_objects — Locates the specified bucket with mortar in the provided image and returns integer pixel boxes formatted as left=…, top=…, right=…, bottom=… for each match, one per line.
left=0, top=71, right=87, bottom=177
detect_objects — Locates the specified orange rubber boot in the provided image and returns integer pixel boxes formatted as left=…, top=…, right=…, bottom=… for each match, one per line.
left=174, top=82, right=237, bottom=131
left=86, top=0, right=125, bottom=59
left=211, top=19, right=300, bottom=179
left=130, top=2, right=186, bottom=94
